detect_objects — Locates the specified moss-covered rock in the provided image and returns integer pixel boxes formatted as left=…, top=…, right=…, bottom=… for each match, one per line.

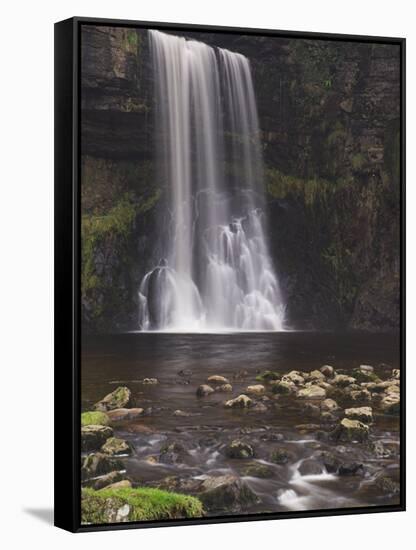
left=81, top=411, right=111, bottom=427
left=225, top=440, right=254, bottom=459
left=241, top=462, right=275, bottom=478
left=81, top=425, right=113, bottom=452
left=94, top=386, right=132, bottom=412
left=81, top=487, right=203, bottom=524
left=331, top=418, right=370, bottom=443
left=197, top=475, right=258, bottom=512
left=81, top=453, right=124, bottom=481
left=255, top=370, right=280, bottom=382
left=101, top=437, right=133, bottom=456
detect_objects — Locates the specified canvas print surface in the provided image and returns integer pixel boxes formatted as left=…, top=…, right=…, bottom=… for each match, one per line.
left=80, top=24, right=401, bottom=525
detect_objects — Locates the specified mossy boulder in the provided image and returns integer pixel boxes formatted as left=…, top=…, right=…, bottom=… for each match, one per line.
left=256, top=370, right=280, bottom=382
left=84, top=470, right=126, bottom=490
left=81, top=411, right=111, bottom=427
left=331, top=418, right=370, bottom=443
left=94, top=386, right=132, bottom=412
left=225, top=439, right=254, bottom=459
left=380, top=394, right=400, bottom=415
left=81, top=487, right=203, bottom=524
left=241, top=462, right=275, bottom=478
left=159, top=442, right=190, bottom=465
left=101, top=436, right=133, bottom=456
left=345, top=406, right=373, bottom=423
left=81, top=453, right=124, bottom=481
left=270, top=448, right=294, bottom=465
left=197, top=475, right=259, bottom=512
left=81, top=425, right=113, bottom=452
left=352, top=368, right=380, bottom=383
left=270, top=381, right=293, bottom=395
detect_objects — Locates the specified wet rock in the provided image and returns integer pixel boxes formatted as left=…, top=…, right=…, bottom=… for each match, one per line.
left=103, top=480, right=132, bottom=490
left=251, top=402, right=268, bottom=413
left=159, top=441, right=190, bottom=464
left=81, top=425, right=114, bottom=452
left=241, top=462, right=275, bottom=478
left=207, top=375, right=230, bottom=385
left=348, top=389, right=372, bottom=402
left=321, top=398, right=339, bottom=412
left=153, top=475, right=201, bottom=493
left=101, top=437, right=133, bottom=456
left=298, top=459, right=323, bottom=476
left=85, top=470, right=125, bottom=490
left=270, top=448, right=293, bottom=464
left=260, top=432, right=284, bottom=442
left=320, top=365, right=335, bottom=378
left=369, top=440, right=396, bottom=458
left=392, top=369, right=400, bottom=379
left=331, top=418, right=369, bottom=443
left=320, top=412, right=338, bottom=425
left=309, top=369, right=326, bottom=382
left=198, top=474, right=259, bottom=512
left=215, top=383, right=233, bottom=393
left=256, top=370, right=280, bottom=382
left=173, top=409, right=193, bottom=417
left=141, top=378, right=159, bottom=385
left=375, top=475, right=400, bottom=495
left=316, top=451, right=340, bottom=473
left=106, top=408, right=145, bottom=423
left=270, top=381, right=293, bottom=395
left=81, top=453, right=124, bottom=481
left=352, top=368, right=380, bottom=383
left=333, top=374, right=356, bottom=387
left=225, top=439, right=254, bottom=459
left=282, top=370, right=305, bottom=385
left=296, top=423, right=321, bottom=433
left=177, top=368, right=193, bottom=377
left=245, top=384, right=265, bottom=396
left=359, top=364, right=374, bottom=373
left=224, top=394, right=253, bottom=408
left=196, top=384, right=215, bottom=397
left=345, top=406, right=373, bottom=423
left=297, top=385, right=326, bottom=399
left=94, top=386, right=132, bottom=412
left=385, top=384, right=400, bottom=395
left=338, top=462, right=364, bottom=476
left=380, top=394, right=400, bottom=415
left=302, top=403, right=321, bottom=418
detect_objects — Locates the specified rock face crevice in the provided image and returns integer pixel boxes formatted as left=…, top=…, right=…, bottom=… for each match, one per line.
left=80, top=25, right=400, bottom=332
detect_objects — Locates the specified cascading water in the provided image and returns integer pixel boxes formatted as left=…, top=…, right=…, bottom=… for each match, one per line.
left=138, top=30, right=285, bottom=331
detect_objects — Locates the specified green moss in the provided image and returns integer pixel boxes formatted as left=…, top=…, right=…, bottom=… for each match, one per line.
left=81, top=411, right=111, bottom=427
left=256, top=370, right=280, bottom=382
left=351, top=153, right=366, bottom=170
left=266, top=167, right=336, bottom=207
left=327, top=121, right=347, bottom=146
left=81, top=487, right=204, bottom=524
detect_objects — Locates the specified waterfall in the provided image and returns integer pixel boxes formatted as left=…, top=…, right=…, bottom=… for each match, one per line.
left=138, top=30, right=285, bottom=331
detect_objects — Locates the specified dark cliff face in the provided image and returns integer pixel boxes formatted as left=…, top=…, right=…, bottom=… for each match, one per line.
left=80, top=25, right=400, bottom=333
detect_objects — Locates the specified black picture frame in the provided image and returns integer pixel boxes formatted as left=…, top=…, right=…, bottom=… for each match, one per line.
left=54, top=16, right=406, bottom=533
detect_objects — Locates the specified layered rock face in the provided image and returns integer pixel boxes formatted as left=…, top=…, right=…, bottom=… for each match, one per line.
left=80, top=25, right=401, bottom=332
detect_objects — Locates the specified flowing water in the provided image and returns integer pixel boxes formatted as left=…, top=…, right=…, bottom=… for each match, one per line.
left=82, top=331, right=400, bottom=514
left=138, top=31, right=284, bottom=331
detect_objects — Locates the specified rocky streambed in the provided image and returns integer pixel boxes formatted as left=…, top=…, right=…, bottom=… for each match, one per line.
left=80, top=332, right=400, bottom=524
